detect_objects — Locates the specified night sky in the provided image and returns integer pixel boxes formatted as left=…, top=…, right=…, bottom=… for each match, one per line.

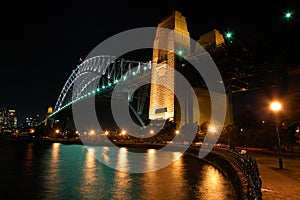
left=1, top=0, right=299, bottom=124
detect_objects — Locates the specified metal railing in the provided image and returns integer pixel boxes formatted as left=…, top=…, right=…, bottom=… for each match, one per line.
left=213, top=147, right=262, bottom=200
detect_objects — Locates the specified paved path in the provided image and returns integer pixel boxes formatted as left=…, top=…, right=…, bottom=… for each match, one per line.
left=248, top=151, right=300, bottom=200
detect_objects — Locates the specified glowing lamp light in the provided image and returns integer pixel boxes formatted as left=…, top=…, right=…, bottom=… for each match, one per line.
left=149, top=130, right=154, bottom=135
left=104, top=131, right=109, bottom=136
left=284, top=11, right=293, bottom=20
left=225, top=32, right=233, bottom=39
left=121, top=130, right=127, bottom=136
left=55, top=129, right=60, bottom=134
left=148, top=149, right=156, bottom=154
left=175, top=130, right=180, bottom=135
left=178, top=50, right=183, bottom=56
left=270, top=101, right=282, bottom=112
left=89, top=130, right=95, bottom=135
left=208, top=125, right=217, bottom=133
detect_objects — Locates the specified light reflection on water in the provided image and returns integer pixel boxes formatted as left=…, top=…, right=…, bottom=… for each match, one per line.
left=83, top=147, right=97, bottom=185
left=0, top=142, right=235, bottom=199
left=201, top=165, right=229, bottom=200
left=43, top=143, right=61, bottom=198
left=112, top=147, right=132, bottom=200
left=24, top=143, right=33, bottom=173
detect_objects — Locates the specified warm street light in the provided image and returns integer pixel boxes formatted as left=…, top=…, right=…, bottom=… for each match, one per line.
left=55, top=129, right=60, bottom=134
left=270, top=101, right=282, bottom=111
left=121, top=130, right=127, bottom=136
left=208, top=125, right=217, bottom=134
left=89, top=130, right=95, bottom=136
left=149, top=130, right=155, bottom=135
left=175, top=130, right=180, bottom=135
left=104, top=131, right=109, bottom=136
left=270, top=101, right=283, bottom=169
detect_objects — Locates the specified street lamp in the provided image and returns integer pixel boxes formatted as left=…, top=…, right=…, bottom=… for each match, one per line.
left=270, top=101, right=283, bottom=169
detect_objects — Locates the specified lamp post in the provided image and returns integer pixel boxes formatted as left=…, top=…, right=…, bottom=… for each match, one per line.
left=270, top=101, right=283, bottom=169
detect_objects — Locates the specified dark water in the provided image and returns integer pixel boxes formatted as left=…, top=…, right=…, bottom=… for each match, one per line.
left=0, top=140, right=235, bottom=200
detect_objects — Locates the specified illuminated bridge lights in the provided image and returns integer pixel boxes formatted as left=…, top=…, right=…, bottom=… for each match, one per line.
left=284, top=11, right=293, bottom=20
left=50, top=56, right=152, bottom=118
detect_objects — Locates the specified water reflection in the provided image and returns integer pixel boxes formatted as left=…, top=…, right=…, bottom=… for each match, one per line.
left=24, top=143, right=33, bottom=174
left=146, top=149, right=156, bottom=171
left=113, top=147, right=132, bottom=200
left=44, top=143, right=61, bottom=198
left=83, top=147, right=97, bottom=185
left=169, top=153, right=186, bottom=200
left=102, top=146, right=110, bottom=164
left=200, top=165, right=233, bottom=199
left=0, top=142, right=235, bottom=200
left=116, top=147, right=129, bottom=172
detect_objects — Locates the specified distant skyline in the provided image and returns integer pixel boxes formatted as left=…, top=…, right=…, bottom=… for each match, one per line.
left=1, top=0, right=299, bottom=124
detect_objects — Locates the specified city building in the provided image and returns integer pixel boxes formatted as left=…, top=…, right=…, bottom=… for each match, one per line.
left=0, top=108, right=17, bottom=133
left=24, top=115, right=40, bottom=128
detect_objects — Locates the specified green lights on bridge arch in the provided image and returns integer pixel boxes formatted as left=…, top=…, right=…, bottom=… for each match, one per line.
left=50, top=59, right=152, bottom=118
left=284, top=11, right=293, bottom=20
left=225, top=31, right=233, bottom=40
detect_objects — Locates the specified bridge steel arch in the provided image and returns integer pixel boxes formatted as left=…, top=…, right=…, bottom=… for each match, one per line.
left=51, top=55, right=151, bottom=118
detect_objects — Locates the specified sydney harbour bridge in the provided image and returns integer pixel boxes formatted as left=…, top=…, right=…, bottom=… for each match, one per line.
left=45, top=11, right=271, bottom=133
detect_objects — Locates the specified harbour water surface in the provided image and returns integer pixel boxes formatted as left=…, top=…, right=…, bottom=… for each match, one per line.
left=0, top=140, right=235, bottom=199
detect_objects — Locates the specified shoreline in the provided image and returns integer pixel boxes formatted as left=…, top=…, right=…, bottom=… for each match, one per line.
left=0, top=135, right=83, bottom=145
left=0, top=135, right=173, bottom=149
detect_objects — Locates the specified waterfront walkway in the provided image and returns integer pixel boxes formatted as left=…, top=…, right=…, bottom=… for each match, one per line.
left=248, top=150, right=300, bottom=200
